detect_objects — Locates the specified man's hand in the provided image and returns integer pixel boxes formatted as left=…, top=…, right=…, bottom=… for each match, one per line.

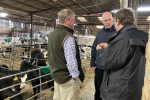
left=74, top=77, right=78, bottom=81
left=91, top=66, right=96, bottom=71
left=99, top=43, right=108, bottom=49
left=96, top=44, right=101, bottom=51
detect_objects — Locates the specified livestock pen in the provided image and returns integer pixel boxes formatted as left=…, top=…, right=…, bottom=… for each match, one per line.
left=0, top=40, right=54, bottom=100
left=0, top=37, right=95, bottom=100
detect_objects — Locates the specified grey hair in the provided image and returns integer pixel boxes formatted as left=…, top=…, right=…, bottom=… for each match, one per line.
left=58, top=9, right=75, bottom=24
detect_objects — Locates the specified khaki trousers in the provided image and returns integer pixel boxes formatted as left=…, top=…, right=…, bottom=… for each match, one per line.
left=53, top=78, right=79, bottom=100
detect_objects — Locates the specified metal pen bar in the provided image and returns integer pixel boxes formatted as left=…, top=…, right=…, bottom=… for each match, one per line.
left=4, top=83, right=54, bottom=100
left=0, top=66, right=51, bottom=81
left=3, top=72, right=53, bottom=100
left=0, top=72, right=52, bottom=92
left=26, top=87, right=54, bottom=100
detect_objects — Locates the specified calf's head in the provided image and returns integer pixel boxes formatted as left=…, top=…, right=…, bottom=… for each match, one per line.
left=20, top=74, right=27, bottom=89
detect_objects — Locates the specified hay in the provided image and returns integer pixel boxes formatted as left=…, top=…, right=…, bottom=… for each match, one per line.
left=75, top=60, right=95, bottom=100
left=21, top=82, right=54, bottom=100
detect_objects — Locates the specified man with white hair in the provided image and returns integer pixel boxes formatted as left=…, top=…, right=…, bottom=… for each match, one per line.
left=48, top=9, right=85, bottom=100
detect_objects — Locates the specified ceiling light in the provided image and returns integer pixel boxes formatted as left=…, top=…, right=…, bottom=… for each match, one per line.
left=77, top=17, right=87, bottom=22
left=138, top=7, right=150, bottom=11
left=96, top=25, right=103, bottom=29
left=74, top=24, right=77, bottom=26
left=111, top=10, right=119, bottom=13
left=147, top=16, right=150, bottom=20
left=0, top=13, right=8, bottom=17
left=98, top=17, right=102, bottom=20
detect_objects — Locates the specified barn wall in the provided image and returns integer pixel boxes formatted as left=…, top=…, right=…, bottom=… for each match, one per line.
left=0, top=19, right=54, bottom=37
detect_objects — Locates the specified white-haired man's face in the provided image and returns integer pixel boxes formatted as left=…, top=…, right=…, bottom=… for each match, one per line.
left=65, top=14, right=76, bottom=29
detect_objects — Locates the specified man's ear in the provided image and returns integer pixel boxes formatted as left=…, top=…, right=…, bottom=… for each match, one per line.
left=64, top=19, right=67, bottom=23
left=117, top=19, right=120, bottom=25
left=101, top=20, right=104, bottom=25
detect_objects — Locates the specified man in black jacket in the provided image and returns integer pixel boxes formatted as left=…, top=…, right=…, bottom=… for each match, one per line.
left=97, top=8, right=148, bottom=100
left=90, top=12, right=116, bottom=100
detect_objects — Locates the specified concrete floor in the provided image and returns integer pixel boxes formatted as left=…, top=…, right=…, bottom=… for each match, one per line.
left=76, top=78, right=95, bottom=100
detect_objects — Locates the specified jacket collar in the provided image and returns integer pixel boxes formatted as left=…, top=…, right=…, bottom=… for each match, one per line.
left=108, top=23, right=137, bottom=43
left=56, top=24, right=74, bottom=34
left=118, top=23, right=137, bottom=34
left=102, top=25, right=116, bottom=32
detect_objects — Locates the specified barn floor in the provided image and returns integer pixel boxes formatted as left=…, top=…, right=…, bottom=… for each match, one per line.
left=0, top=55, right=95, bottom=100
left=75, top=60, right=95, bottom=100
left=75, top=79, right=95, bottom=100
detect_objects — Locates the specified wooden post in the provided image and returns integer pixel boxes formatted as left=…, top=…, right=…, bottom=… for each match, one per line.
left=141, top=24, right=150, bottom=100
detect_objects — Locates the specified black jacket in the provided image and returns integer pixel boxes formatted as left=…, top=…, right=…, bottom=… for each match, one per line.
left=98, top=24, right=148, bottom=100
left=90, top=25, right=116, bottom=70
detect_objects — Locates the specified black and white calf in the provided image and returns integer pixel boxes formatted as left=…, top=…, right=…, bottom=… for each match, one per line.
left=0, top=47, right=12, bottom=58
left=20, top=60, right=54, bottom=99
left=0, top=69, right=23, bottom=100
left=0, top=80, right=23, bottom=100
left=0, top=65, right=9, bottom=70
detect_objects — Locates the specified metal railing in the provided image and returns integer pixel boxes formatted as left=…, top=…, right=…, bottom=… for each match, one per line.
left=0, top=41, right=53, bottom=100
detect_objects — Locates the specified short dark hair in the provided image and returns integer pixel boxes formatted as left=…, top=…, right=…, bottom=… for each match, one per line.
left=114, top=8, right=135, bottom=25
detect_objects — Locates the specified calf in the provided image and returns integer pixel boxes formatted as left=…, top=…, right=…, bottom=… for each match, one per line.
left=20, top=60, right=54, bottom=99
left=0, top=47, right=6, bottom=58
left=30, top=50, right=47, bottom=66
left=30, top=48, right=48, bottom=59
left=0, top=70, right=23, bottom=100
left=0, top=65, right=9, bottom=70
left=0, top=80, right=23, bottom=100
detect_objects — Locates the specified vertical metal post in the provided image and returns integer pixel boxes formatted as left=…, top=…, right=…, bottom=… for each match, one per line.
left=149, top=24, right=150, bottom=34
left=128, top=0, right=139, bottom=25
left=30, top=13, right=33, bottom=44
left=9, top=45, right=14, bottom=70
left=120, top=0, right=128, bottom=8
left=39, top=66, right=43, bottom=100
left=54, top=18, right=56, bottom=29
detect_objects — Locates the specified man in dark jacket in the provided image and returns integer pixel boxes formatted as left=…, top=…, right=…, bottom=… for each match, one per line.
left=90, top=12, right=116, bottom=100
left=97, top=8, right=148, bottom=100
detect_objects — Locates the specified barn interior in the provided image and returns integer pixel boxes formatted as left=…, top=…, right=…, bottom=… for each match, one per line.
left=0, top=0, right=149, bottom=100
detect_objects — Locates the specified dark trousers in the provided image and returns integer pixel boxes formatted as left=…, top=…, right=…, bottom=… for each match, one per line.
left=94, top=68, right=104, bottom=100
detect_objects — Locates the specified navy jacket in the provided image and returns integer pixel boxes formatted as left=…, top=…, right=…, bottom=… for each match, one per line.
left=90, top=25, right=116, bottom=70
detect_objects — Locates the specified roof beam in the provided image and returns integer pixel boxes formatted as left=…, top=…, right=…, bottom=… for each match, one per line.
left=73, top=0, right=90, bottom=13
left=0, top=17, right=29, bottom=23
left=31, top=8, right=53, bottom=13
left=91, top=0, right=102, bottom=12
left=0, top=1, right=29, bottom=14
left=52, top=0, right=79, bottom=15
left=0, top=1, right=52, bottom=20
left=10, top=0, right=39, bottom=10
left=33, top=0, right=60, bottom=13
left=109, top=1, right=113, bottom=10
left=75, top=0, right=112, bottom=10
